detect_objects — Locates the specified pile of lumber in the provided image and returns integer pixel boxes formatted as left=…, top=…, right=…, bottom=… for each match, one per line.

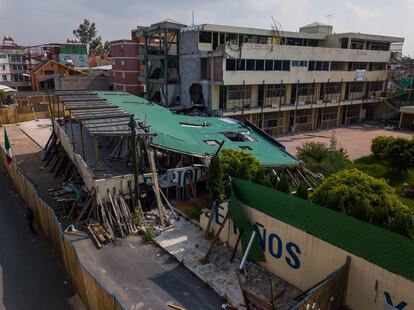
left=87, top=220, right=113, bottom=249
left=74, top=188, right=140, bottom=248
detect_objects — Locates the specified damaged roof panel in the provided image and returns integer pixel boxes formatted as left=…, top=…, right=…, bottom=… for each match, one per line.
left=96, top=91, right=299, bottom=167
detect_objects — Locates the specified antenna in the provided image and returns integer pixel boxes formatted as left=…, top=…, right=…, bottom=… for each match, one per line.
left=326, top=14, right=333, bottom=26
left=192, top=11, right=195, bottom=26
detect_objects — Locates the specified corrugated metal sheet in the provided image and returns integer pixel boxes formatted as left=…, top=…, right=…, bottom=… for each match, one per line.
left=231, top=178, right=414, bottom=281
left=97, top=91, right=299, bottom=167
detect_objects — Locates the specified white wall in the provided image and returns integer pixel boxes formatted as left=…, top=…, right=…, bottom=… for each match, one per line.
left=200, top=203, right=414, bottom=310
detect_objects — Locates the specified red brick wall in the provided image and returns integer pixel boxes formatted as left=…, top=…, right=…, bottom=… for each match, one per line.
left=111, top=39, right=145, bottom=95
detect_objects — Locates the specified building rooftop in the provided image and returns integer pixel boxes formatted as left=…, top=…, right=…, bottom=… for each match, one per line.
left=97, top=91, right=300, bottom=167
left=231, top=178, right=414, bottom=281
left=183, top=22, right=404, bottom=43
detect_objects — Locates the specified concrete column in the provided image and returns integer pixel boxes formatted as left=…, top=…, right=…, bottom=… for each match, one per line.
left=399, top=112, right=404, bottom=129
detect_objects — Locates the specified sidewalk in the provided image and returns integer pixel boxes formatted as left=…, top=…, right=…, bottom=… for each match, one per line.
left=154, top=216, right=301, bottom=309
left=0, top=168, right=83, bottom=310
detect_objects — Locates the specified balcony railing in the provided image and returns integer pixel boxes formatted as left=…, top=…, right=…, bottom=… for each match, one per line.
left=218, top=95, right=385, bottom=116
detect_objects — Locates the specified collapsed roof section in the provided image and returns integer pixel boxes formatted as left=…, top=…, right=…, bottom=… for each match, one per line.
left=58, top=91, right=140, bottom=136
left=96, top=91, right=300, bottom=167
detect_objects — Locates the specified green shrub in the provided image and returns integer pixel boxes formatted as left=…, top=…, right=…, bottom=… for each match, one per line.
left=297, top=142, right=329, bottom=162
left=311, top=168, right=414, bottom=237
left=371, top=136, right=395, bottom=158
left=295, top=182, right=309, bottom=200
left=384, top=137, right=414, bottom=171
left=296, top=134, right=350, bottom=176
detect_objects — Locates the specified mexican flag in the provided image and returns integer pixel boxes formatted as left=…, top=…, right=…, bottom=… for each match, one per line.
left=4, top=128, right=12, bottom=164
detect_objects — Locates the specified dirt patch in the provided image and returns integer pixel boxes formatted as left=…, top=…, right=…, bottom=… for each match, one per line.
left=280, top=124, right=413, bottom=160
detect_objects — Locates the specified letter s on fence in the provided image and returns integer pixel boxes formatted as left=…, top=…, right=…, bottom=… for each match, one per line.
left=285, top=242, right=301, bottom=269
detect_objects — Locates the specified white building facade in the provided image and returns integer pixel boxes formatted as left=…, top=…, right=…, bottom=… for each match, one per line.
left=179, top=22, right=404, bottom=136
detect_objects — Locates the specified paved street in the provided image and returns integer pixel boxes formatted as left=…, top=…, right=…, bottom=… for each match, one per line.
left=0, top=167, right=80, bottom=310
left=70, top=230, right=225, bottom=309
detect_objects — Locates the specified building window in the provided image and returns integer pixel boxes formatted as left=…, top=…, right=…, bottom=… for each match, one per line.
left=246, top=59, right=255, bottom=71
left=350, top=40, right=364, bottom=49
left=282, top=60, right=290, bottom=71
left=244, top=35, right=268, bottom=44
left=226, top=59, right=236, bottom=71
left=297, top=84, right=315, bottom=96
left=204, top=140, right=220, bottom=146
left=0, top=54, right=6, bottom=59
left=201, top=58, right=208, bottom=79
left=325, top=83, right=342, bottom=94
left=1, top=65, right=5, bottom=70
left=226, top=33, right=238, bottom=45
left=255, top=59, right=264, bottom=71
left=227, top=85, right=251, bottom=100
left=295, top=109, right=312, bottom=124
left=14, top=75, right=18, bottom=81
left=370, top=42, right=389, bottom=51
left=369, top=81, right=384, bottom=92
left=199, top=31, right=212, bottom=43
left=44, top=70, right=54, bottom=75
left=236, top=59, right=245, bottom=71
left=292, top=60, right=308, bottom=67
left=370, top=62, right=387, bottom=71
left=274, top=60, right=282, bottom=71
left=12, top=65, right=17, bottom=70
left=330, top=61, right=345, bottom=71
left=19, top=75, right=23, bottom=81
left=350, top=82, right=364, bottom=93
left=351, top=62, right=367, bottom=71
left=121, top=60, right=124, bottom=66
left=308, top=61, right=329, bottom=71
left=322, top=107, right=338, bottom=120
left=266, top=84, right=285, bottom=98
left=286, top=38, right=303, bottom=46
left=265, top=60, right=273, bottom=71
left=18, top=65, right=22, bottom=70
left=2, top=75, right=7, bottom=81
left=264, top=112, right=283, bottom=128
left=239, top=145, right=253, bottom=150
left=122, top=72, right=125, bottom=79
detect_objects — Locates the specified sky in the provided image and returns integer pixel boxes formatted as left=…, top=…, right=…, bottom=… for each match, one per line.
left=0, top=0, right=413, bottom=55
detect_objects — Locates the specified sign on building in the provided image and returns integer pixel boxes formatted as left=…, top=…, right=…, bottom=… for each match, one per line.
left=58, top=45, right=88, bottom=67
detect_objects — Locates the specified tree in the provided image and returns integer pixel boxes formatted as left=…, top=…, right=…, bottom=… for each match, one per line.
left=311, top=168, right=414, bottom=237
left=371, top=136, right=395, bottom=158
left=73, top=19, right=108, bottom=56
left=384, top=137, right=414, bottom=171
left=220, top=149, right=262, bottom=181
left=0, top=90, right=7, bottom=106
left=103, top=41, right=111, bottom=56
left=295, top=182, right=309, bottom=199
left=207, top=154, right=225, bottom=203
left=73, top=19, right=97, bottom=46
left=328, top=132, right=350, bottom=172
left=297, top=141, right=329, bottom=163
left=89, top=36, right=104, bottom=56
left=275, top=173, right=291, bottom=193
left=296, top=136, right=349, bottom=176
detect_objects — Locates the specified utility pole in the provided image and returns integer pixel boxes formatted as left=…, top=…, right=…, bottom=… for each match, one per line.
left=129, top=116, right=140, bottom=208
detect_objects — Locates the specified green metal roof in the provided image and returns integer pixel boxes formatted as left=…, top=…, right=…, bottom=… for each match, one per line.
left=96, top=91, right=299, bottom=167
left=231, top=178, right=414, bottom=281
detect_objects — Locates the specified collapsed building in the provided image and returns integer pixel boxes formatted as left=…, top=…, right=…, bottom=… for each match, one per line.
left=42, top=90, right=309, bottom=244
